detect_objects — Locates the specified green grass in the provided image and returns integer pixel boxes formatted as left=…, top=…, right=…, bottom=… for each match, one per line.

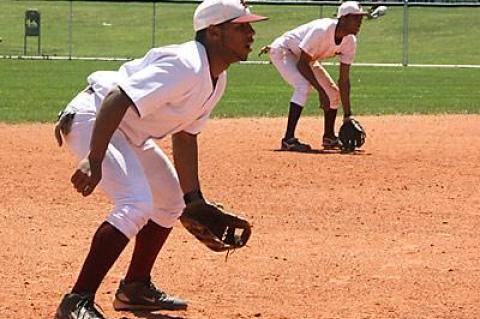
left=0, top=59, right=110, bottom=122
left=1, top=2, right=479, bottom=64
left=1, top=1, right=478, bottom=123
left=0, top=59, right=478, bottom=123
left=220, top=63, right=480, bottom=117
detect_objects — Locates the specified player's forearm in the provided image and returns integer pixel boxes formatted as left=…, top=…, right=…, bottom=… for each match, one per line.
left=89, top=87, right=131, bottom=162
left=296, top=60, right=324, bottom=95
left=172, top=131, right=201, bottom=195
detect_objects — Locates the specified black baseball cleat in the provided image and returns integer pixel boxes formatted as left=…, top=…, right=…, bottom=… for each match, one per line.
left=113, top=279, right=188, bottom=311
left=281, top=137, right=312, bottom=152
left=322, top=136, right=342, bottom=150
left=54, top=293, right=106, bottom=319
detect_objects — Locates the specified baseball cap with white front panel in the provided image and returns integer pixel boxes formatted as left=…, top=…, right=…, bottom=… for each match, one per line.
left=336, top=1, right=369, bottom=18
left=193, top=0, right=268, bottom=32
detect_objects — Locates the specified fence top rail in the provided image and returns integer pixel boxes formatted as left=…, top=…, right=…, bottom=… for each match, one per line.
left=157, top=0, right=479, bottom=7
left=2, top=55, right=480, bottom=69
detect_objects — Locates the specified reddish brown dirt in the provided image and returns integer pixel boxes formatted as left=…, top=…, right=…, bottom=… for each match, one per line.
left=1, top=115, right=480, bottom=319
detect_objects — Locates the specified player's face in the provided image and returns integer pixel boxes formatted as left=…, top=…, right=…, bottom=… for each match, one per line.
left=218, top=22, right=256, bottom=62
left=344, top=15, right=364, bottom=35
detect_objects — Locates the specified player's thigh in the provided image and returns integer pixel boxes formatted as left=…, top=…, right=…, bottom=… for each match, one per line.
left=133, top=139, right=184, bottom=228
left=65, top=116, right=152, bottom=206
left=63, top=113, right=95, bottom=160
left=269, top=49, right=310, bottom=89
left=312, top=62, right=340, bottom=106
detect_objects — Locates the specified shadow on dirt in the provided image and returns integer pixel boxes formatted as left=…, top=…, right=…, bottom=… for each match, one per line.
left=119, top=312, right=189, bottom=319
left=273, top=148, right=367, bottom=155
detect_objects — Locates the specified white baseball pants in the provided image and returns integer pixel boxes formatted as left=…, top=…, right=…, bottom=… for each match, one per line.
left=269, top=47, right=340, bottom=108
left=63, top=91, right=185, bottom=239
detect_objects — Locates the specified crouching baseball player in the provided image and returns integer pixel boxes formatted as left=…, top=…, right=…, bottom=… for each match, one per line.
left=53, top=0, right=267, bottom=318
left=261, top=1, right=367, bottom=152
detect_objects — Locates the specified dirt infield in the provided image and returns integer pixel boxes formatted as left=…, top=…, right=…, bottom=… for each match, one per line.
left=1, top=115, right=479, bottom=319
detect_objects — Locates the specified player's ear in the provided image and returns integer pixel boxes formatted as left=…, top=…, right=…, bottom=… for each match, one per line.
left=206, top=24, right=222, bottom=40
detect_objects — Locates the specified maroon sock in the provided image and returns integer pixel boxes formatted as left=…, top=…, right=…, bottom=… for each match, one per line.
left=284, top=102, right=303, bottom=140
left=71, top=222, right=129, bottom=294
left=124, top=221, right=172, bottom=283
left=323, top=108, right=337, bottom=138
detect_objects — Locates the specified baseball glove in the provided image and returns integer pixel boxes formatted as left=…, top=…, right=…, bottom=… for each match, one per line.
left=180, top=201, right=252, bottom=252
left=339, top=118, right=366, bottom=152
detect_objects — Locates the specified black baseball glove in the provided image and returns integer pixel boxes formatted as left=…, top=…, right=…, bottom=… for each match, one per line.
left=180, top=201, right=251, bottom=252
left=339, top=118, right=366, bottom=152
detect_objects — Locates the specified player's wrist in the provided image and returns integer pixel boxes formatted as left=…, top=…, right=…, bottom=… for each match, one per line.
left=87, top=151, right=105, bottom=163
left=183, top=189, right=204, bottom=205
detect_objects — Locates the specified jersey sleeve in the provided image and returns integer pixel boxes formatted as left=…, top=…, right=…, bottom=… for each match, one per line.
left=339, top=35, right=357, bottom=65
left=298, top=27, right=326, bottom=58
left=181, top=111, right=212, bottom=135
left=118, top=58, right=195, bottom=118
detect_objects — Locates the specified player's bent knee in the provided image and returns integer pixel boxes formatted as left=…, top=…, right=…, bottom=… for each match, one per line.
left=291, top=86, right=310, bottom=106
left=106, top=200, right=154, bottom=239
left=327, top=92, right=340, bottom=109
left=150, top=206, right=184, bottom=229
left=329, top=101, right=340, bottom=110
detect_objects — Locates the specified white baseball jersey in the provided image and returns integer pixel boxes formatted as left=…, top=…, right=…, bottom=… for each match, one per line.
left=63, top=41, right=227, bottom=238
left=86, top=40, right=227, bottom=146
left=271, top=18, right=357, bottom=65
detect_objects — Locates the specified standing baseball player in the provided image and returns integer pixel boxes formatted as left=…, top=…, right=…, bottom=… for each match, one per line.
left=261, top=1, right=368, bottom=152
left=53, top=0, right=267, bottom=318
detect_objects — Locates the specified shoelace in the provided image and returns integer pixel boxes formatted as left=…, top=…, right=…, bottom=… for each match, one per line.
left=75, top=297, right=105, bottom=319
left=147, top=282, right=168, bottom=301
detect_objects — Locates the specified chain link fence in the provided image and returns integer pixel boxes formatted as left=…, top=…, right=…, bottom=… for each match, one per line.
left=1, top=0, right=479, bottom=66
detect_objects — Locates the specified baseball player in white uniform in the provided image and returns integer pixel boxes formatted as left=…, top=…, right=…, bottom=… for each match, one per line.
left=262, top=1, right=368, bottom=152
left=53, top=0, right=267, bottom=318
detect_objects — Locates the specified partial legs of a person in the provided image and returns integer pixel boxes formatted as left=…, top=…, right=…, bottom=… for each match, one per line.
left=284, top=101, right=304, bottom=140
left=72, top=223, right=129, bottom=295
left=55, top=99, right=161, bottom=318
left=55, top=221, right=129, bottom=319
left=312, top=62, right=342, bottom=149
left=123, top=221, right=171, bottom=284
left=269, top=48, right=312, bottom=152
left=111, top=138, right=187, bottom=312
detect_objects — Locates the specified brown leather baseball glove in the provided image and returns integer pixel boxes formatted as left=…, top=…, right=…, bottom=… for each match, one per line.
left=180, top=201, right=251, bottom=252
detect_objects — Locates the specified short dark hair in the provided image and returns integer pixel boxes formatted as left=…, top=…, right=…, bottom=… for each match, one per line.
left=195, top=29, right=207, bottom=44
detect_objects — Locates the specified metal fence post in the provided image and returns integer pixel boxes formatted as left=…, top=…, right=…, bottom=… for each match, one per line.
left=69, top=0, right=73, bottom=59
left=402, top=0, right=409, bottom=66
left=152, top=2, right=157, bottom=48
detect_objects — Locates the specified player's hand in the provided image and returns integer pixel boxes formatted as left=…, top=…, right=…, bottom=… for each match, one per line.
left=258, top=45, right=270, bottom=57
left=70, top=156, right=102, bottom=197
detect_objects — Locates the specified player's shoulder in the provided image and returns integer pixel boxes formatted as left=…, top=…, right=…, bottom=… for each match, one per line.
left=309, top=18, right=337, bottom=31
left=147, top=41, right=205, bottom=73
